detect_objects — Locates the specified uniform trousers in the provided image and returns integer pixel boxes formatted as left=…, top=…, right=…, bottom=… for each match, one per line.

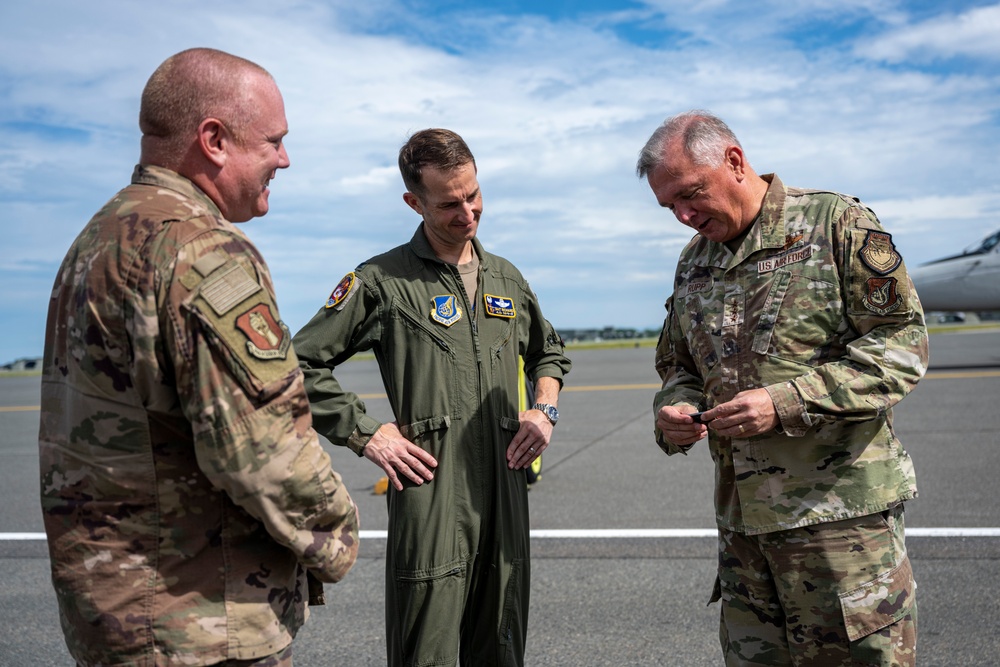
left=715, top=505, right=916, bottom=666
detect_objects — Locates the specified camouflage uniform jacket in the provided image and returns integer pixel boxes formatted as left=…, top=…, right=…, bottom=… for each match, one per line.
left=654, top=174, right=928, bottom=535
left=38, top=165, right=359, bottom=666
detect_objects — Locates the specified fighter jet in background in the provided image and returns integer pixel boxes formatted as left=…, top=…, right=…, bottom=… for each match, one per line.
left=910, top=229, right=1000, bottom=312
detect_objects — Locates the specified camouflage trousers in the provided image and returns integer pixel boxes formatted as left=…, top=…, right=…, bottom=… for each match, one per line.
left=712, top=505, right=916, bottom=666
left=221, top=644, right=294, bottom=666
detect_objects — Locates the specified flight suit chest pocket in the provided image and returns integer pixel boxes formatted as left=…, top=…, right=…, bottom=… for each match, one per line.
left=388, top=297, right=460, bottom=420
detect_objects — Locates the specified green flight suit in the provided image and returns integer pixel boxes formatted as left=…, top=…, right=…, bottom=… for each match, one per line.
left=293, top=225, right=571, bottom=666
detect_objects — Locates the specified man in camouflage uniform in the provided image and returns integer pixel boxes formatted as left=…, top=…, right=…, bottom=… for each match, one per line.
left=38, top=48, right=359, bottom=667
left=636, top=111, right=927, bottom=666
left=293, top=128, right=571, bottom=666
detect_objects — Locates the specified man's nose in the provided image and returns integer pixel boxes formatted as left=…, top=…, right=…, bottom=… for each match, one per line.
left=673, top=202, right=695, bottom=225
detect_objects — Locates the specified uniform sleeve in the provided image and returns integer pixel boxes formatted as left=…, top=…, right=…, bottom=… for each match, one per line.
left=765, top=204, right=929, bottom=436
left=518, top=282, right=572, bottom=386
left=164, top=232, right=359, bottom=584
left=653, top=295, right=706, bottom=455
left=292, top=271, right=384, bottom=456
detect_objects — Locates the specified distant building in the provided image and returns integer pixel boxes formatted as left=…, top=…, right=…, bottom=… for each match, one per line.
left=557, top=327, right=661, bottom=344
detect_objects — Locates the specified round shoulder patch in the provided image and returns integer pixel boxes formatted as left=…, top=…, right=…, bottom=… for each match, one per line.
left=326, top=272, right=357, bottom=309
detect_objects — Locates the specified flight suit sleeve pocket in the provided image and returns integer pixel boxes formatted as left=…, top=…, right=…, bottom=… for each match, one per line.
left=399, top=415, right=451, bottom=440
left=838, top=556, right=916, bottom=641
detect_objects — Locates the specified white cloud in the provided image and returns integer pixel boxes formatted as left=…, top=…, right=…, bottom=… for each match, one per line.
left=861, top=3, right=1000, bottom=62
left=1, top=0, right=999, bottom=361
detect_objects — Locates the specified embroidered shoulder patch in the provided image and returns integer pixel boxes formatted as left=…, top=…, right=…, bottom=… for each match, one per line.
left=484, top=294, right=516, bottom=318
left=858, top=231, right=902, bottom=275
left=326, top=272, right=358, bottom=310
left=430, top=295, right=462, bottom=327
left=200, top=263, right=262, bottom=316
left=862, top=277, right=902, bottom=315
left=235, top=303, right=292, bottom=359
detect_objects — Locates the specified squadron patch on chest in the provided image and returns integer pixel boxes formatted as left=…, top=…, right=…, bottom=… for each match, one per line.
left=758, top=245, right=814, bottom=273
left=325, top=272, right=358, bottom=310
left=236, top=303, right=292, bottom=360
left=484, top=294, right=516, bottom=318
left=858, top=231, right=902, bottom=275
left=430, top=295, right=463, bottom=327
left=862, top=277, right=902, bottom=315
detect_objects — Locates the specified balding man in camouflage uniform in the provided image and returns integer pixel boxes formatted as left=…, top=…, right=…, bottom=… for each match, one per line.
left=637, top=110, right=927, bottom=666
left=38, top=48, right=359, bottom=667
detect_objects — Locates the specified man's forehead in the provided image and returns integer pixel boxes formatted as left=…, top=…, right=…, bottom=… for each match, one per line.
left=422, top=164, right=479, bottom=198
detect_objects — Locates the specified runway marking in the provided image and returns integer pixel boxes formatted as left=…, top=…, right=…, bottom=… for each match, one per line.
left=3, top=371, right=995, bottom=411
left=4, top=528, right=1000, bottom=541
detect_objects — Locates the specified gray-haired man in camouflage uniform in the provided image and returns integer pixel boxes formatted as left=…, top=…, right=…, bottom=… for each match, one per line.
left=38, top=48, right=359, bottom=667
left=637, top=110, right=927, bottom=666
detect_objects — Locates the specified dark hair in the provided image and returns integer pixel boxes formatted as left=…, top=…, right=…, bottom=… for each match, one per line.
left=398, top=129, right=476, bottom=197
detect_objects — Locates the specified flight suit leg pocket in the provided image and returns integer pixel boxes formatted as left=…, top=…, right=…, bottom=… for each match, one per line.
left=498, top=557, right=527, bottom=667
left=393, top=558, right=468, bottom=666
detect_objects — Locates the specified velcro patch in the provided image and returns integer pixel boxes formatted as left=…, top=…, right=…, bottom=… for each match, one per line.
left=430, top=295, right=462, bottom=327
left=862, top=277, right=902, bottom=315
left=200, top=263, right=262, bottom=316
left=484, top=294, right=516, bottom=318
left=858, top=231, right=901, bottom=275
left=235, top=303, right=292, bottom=360
left=326, top=272, right=359, bottom=310
left=758, top=245, right=814, bottom=273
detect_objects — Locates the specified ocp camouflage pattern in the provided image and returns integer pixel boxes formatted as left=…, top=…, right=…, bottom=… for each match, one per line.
left=654, top=174, right=928, bottom=535
left=39, top=165, right=359, bottom=666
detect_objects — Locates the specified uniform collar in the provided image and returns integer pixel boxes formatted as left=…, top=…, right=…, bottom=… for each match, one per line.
left=408, top=224, right=489, bottom=268
left=131, top=164, right=224, bottom=219
left=686, top=173, right=787, bottom=269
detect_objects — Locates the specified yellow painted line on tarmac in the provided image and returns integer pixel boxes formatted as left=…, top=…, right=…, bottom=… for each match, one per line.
left=564, top=383, right=660, bottom=392
left=2, top=371, right=994, bottom=412
left=925, top=370, right=1000, bottom=379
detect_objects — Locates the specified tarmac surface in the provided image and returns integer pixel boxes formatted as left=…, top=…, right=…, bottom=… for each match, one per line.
left=2, top=328, right=999, bottom=666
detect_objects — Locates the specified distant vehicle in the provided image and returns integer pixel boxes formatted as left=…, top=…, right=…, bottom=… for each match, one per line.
left=909, top=229, right=1000, bottom=312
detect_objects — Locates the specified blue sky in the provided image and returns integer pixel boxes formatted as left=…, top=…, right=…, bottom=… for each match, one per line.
left=2, top=0, right=999, bottom=363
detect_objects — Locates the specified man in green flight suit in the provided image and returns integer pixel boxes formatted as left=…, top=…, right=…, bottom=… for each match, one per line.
left=293, top=128, right=571, bottom=666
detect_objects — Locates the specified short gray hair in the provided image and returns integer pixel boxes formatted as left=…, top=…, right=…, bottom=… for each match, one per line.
left=636, top=110, right=741, bottom=178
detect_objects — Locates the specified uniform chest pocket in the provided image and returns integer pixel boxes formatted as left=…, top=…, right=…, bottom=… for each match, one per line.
left=391, top=297, right=455, bottom=354
left=751, top=270, right=843, bottom=363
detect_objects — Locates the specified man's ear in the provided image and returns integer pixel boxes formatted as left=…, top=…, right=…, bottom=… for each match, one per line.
left=402, top=192, right=424, bottom=217
left=198, top=117, right=228, bottom=168
left=725, top=145, right=747, bottom=181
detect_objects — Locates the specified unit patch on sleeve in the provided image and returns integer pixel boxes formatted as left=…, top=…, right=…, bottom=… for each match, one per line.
left=236, top=303, right=292, bottom=359
left=325, top=272, right=359, bottom=310
left=430, top=295, right=463, bottom=327
left=858, top=231, right=902, bottom=275
left=862, top=277, right=902, bottom=315
left=484, top=294, right=516, bottom=318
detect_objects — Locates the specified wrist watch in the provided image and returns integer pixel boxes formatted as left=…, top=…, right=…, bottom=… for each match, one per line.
left=532, top=403, right=559, bottom=426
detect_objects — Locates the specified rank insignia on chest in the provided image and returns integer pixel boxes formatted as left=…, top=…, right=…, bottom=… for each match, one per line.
left=236, top=303, right=292, bottom=359
left=326, top=272, right=357, bottom=309
left=859, top=231, right=902, bottom=275
left=862, top=277, right=902, bottom=315
left=484, top=293, right=516, bottom=318
left=430, top=295, right=463, bottom=327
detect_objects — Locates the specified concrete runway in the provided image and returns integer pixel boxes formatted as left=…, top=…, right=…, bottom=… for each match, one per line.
left=2, top=329, right=999, bottom=666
